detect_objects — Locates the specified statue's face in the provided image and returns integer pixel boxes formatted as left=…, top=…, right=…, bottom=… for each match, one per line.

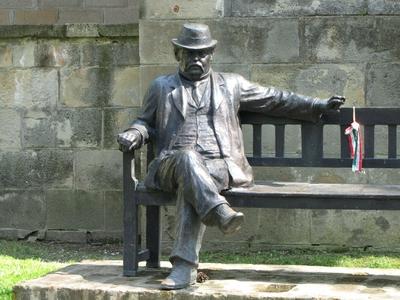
left=176, top=47, right=214, bottom=81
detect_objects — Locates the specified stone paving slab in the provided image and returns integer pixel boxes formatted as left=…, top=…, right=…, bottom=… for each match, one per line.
left=14, top=260, right=400, bottom=299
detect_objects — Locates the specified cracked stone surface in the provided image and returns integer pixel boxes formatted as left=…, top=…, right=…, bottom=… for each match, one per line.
left=14, top=260, right=400, bottom=299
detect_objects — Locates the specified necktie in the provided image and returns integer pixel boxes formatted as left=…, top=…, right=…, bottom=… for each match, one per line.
left=192, top=82, right=201, bottom=106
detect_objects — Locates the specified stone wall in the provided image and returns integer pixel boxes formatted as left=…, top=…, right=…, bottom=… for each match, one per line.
left=139, top=0, right=400, bottom=251
left=0, top=24, right=139, bottom=242
left=0, top=0, right=400, bottom=251
left=0, top=0, right=138, bottom=25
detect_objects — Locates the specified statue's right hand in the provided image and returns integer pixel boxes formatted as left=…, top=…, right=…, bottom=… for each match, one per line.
left=117, top=129, right=141, bottom=152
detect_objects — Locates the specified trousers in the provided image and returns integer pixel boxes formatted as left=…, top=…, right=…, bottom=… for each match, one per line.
left=153, top=149, right=230, bottom=266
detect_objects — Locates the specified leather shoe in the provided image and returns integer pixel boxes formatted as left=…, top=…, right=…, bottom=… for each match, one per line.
left=217, top=204, right=244, bottom=234
left=204, top=204, right=244, bottom=234
left=160, top=260, right=197, bottom=290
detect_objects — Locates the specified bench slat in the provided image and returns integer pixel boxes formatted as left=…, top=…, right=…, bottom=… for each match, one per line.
left=253, top=124, right=262, bottom=157
left=275, top=125, right=285, bottom=158
left=388, top=125, right=397, bottom=159
left=301, top=123, right=323, bottom=164
left=340, top=125, right=350, bottom=159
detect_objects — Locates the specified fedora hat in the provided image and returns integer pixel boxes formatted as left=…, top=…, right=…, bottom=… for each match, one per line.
left=171, top=23, right=217, bottom=50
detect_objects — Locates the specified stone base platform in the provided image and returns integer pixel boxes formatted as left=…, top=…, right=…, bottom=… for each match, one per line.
left=14, top=260, right=400, bottom=299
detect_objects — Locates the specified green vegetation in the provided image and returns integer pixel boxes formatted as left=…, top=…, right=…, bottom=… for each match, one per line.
left=0, top=240, right=122, bottom=299
left=200, top=248, right=400, bottom=269
left=1, top=240, right=400, bottom=298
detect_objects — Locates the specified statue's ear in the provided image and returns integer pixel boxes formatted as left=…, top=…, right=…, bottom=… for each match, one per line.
left=173, top=47, right=181, bottom=62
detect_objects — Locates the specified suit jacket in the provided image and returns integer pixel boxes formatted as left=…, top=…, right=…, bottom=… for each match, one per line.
left=130, top=70, right=320, bottom=188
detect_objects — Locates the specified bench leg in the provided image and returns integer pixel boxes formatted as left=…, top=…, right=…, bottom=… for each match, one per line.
left=123, top=199, right=139, bottom=276
left=123, top=152, right=139, bottom=277
left=146, top=205, right=161, bottom=268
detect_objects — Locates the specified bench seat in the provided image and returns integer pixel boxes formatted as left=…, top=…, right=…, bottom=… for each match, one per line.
left=135, top=182, right=400, bottom=210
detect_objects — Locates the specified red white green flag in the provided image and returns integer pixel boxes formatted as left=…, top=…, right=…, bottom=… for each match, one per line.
left=344, top=107, right=363, bottom=173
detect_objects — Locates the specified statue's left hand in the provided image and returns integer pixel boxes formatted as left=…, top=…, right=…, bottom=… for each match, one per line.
left=326, top=95, right=346, bottom=111
left=316, top=95, right=346, bottom=113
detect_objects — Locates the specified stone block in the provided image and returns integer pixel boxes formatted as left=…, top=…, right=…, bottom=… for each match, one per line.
left=139, top=21, right=188, bottom=65
left=0, top=191, right=46, bottom=229
left=0, top=43, right=12, bottom=66
left=55, top=108, right=102, bottom=148
left=89, top=230, right=122, bottom=242
left=232, top=0, right=366, bottom=16
left=252, top=166, right=296, bottom=182
left=0, top=150, right=73, bottom=189
left=46, top=189, right=104, bottom=230
left=311, top=210, right=400, bottom=248
left=104, top=8, right=138, bottom=24
left=245, top=18, right=300, bottom=63
left=15, top=9, right=58, bottom=25
left=213, top=64, right=250, bottom=79
left=12, top=40, right=36, bottom=67
left=75, top=150, right=122, bottom=190
left=367, top=169, right=400, bottom=185
left=368, top=0, right=400, bottom=14
left=110, top=67, right=140, bottom=107
left=0, top=9, right=10, bottom=25
left=60, top=67, right=112, bottom=107
left=366, top=63, right=400, bottom=107
left=251, top=63, right=365, bottom=107
left=0, top=0, right=33, bottom=8
left=140, top=65, right=176, bottom=99
left=203, top=208, right=311, bottom=249
left=65, top=23, right=100, bottom=37
left=97, top=23, right=139, bottom=37
left=45, top=230, right=88, bottom=243
left=140, top=0, right=223, bottom=19
left=257, top=209, right=311, bottom=245
left=0, top=68, right=58, bottom=112
left=22, top=111, right=56, bottom=148
left=103, top=108, right=140, bottom=149
left=40, top=0, right=82, bottom=8
left=301, top=17, right=379, bottom=63
left=0, top=228, right=35, bottom=239
left=58, top=9, right=103, bottom=24
left=105, top=191, right=123, bottom=231
left=375, top=17, right=400, bottom=62
left=0, top=109, right=21, bottom=149
left=140, top=19, right=299, bottom=65
left=85, top=0, right=128, bottom=7
left=35, top=40, right=80, bottom=67
left=81, top=38, right=139, bottom=67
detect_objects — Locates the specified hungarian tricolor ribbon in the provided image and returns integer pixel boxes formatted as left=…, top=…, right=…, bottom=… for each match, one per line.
left=344, top=107, right=363, bottom=173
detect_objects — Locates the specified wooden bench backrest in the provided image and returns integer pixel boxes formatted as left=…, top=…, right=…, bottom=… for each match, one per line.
left=146, top=107, right=400, bottom=169
left=240, top=107, right=400, bottom=168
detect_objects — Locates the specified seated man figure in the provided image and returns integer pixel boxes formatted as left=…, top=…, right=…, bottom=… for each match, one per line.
left=117, top=23, right=345, bottom=290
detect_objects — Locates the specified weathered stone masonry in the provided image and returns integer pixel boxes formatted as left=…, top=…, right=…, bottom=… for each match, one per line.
left=0, top=0, right=400, bottom=250
left=0, top=24, right=140, bottom=242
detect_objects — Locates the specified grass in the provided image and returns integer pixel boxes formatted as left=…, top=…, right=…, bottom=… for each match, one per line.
left=0, top=240, right=122, bottom=299
left=200, top=248, right=400, bottom=269
left=1, top=240, right=400, bottom=298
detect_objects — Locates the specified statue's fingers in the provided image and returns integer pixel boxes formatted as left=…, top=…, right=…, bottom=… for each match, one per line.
left=334, top=95, right=346, bottom=102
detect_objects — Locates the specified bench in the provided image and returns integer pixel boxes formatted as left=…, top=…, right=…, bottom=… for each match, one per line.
left=122, top=107, right=400, bottom=276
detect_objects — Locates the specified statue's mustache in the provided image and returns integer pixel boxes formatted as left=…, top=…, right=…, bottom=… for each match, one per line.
left=186, top=62, right=204, bottom=71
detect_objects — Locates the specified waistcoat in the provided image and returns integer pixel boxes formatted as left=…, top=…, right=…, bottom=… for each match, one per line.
left=173, top=80, right=221, bottom=158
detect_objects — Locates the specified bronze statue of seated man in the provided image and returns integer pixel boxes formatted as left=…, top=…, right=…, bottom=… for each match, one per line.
left=117, top=23, right=345, bottom=290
